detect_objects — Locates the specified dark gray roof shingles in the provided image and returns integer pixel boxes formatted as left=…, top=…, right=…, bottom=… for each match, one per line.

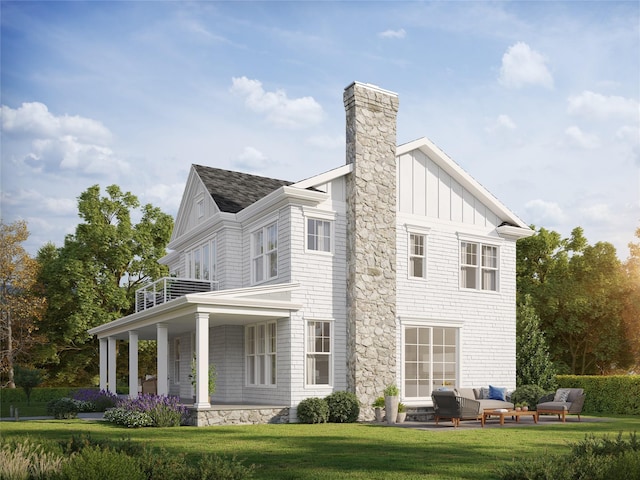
left=193, top=165, right=293, bottom=214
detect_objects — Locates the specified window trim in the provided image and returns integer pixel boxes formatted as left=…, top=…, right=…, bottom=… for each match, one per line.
left=305, top=217, right=334, bottom=254
left=174, top=337, right=181, bottom=385
left=400, top=320, right=460, bottom=402
left=245, top=321, right=277, bottom=388
left=251, top=221, right=279, bottom=285
left=304, top=318, right=334, bottom=388
left=457, top=233, right=501, bottom=292
left=186, top=237, right=218, bottom=281
left=405, top=224, right=430, bottom=281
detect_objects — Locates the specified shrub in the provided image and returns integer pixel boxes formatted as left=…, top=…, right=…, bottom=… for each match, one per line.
left=47, top=398, right=83, bottom=419
left=61, top=446, right=145, bottom=480
left=196, top=454, right=256, bottom=480
left=104, top=407, right=153, bottom=428
left=116, top=394, right=189, bottom=427
left=296, top=397, right=329, bottom=424
left=555, top=374, right=640, bottom=415
left=13, top=366, right=44, bottom=405
left=72, top=388, right=118, bottom=412
left=496, top=432, right=640, bottom=480
left=325, top=391, right=360, bottom=423
left=510, top=384, right=547, bottom=410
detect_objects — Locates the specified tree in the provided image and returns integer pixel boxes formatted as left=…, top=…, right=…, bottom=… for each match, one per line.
left=517, top=226, right=631, bottom=375
left=13, top=365, right=43, bottom=404
left=622, top=227, right=640, bottom=371
left=516, top=295, right=556, bottom=390
left=0, top=221, right=47, bottom=387
left=36, top=185, right=173, bottom=385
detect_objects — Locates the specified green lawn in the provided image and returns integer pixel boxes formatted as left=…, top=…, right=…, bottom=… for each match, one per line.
left=1, top=416, right=638, bottom=479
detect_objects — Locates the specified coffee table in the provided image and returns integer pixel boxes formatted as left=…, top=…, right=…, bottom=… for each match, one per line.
left=481, top=409, right=538, bottom=427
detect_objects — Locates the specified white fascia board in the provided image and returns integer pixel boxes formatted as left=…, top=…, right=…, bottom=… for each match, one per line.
left=397, top=137, right=531, bottom=231
left=496, top=225, right=536, bottom=240
left=292, top=164, right=353, bottom=189
left=168, top=212, right=237, bottom=251
left=171, top=166, right=201, bottom=242
left=237, top=186, right=328, bottom=224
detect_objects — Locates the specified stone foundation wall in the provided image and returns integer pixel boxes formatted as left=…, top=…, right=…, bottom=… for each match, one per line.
left=188, top=407, right=289, bottom=427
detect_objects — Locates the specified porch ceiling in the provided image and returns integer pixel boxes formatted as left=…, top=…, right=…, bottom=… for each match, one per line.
left=88, top=283, right=302, bottom=341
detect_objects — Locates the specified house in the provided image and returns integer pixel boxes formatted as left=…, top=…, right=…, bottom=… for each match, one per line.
left=88, top=82, right=533, bottom=426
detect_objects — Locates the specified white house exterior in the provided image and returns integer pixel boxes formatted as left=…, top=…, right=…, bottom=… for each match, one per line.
left=88, top=82, right=533, bottom=425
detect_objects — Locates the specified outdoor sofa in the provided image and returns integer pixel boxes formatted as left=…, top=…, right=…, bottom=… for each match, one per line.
left=455, top=387, right=514, bottom=412
left=536, top=388, right=586, bottom=422
left=431, top=386, right=514, bottom=427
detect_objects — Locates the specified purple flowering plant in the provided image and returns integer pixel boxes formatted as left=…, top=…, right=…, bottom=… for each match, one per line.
left=71, top=388, right=118, bottom=412
left=115, top=394, right=189, bottom=427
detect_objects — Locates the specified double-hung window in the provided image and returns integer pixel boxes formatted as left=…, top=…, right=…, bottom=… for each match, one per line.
left=252, top=222, right=278, bottom=284
left=409, top=233, right=426, bottom=279
left=404, top=326, right=457, bottom=399
left=460, top=241, right=499, bottom=291
left=306, top=320, right=331, bottom=386
left=246, top=321, right=277, bottom=386
left=174, top=338, right=181, bottom=384
left=307, top=218, right=332, bottom=253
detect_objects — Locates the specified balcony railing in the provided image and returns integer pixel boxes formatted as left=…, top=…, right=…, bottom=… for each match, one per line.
left=135, top=277, right=219, bottom=312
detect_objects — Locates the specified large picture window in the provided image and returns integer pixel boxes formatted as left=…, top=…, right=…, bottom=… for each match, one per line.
left=404, top=326, right=457, bottom=399
left=252, top=222, right=278, bottom=283
left=307, top=218, right=332, bottom=253
left=246, top=321, right=277, bottom=386
left=306, top=320, right=332, bottom=385
left=460, top=241, right=499, bottom=291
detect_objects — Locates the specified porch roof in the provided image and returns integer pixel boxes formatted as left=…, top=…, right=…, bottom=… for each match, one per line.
left=88, top=283, right=303, bottom=341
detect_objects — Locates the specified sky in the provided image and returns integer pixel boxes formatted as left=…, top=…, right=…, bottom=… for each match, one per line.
left=1, top=1, right=639, bottom=259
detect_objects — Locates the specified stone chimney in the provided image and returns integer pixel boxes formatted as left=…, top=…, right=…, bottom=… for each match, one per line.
left=343, top=82, right=399, bottom=420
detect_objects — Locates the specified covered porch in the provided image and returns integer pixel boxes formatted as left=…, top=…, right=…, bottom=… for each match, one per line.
left=88, top=282, right=302, bottom=417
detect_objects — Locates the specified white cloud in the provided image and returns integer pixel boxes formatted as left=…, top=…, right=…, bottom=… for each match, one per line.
left=617, top=125, right=640, bottom=143
left=230, top=77, right=324, bottom=129
left=567, top=91, right=639, bottom=122
left=485, top=114, right=516, bottom=133
left=1, top=189, right=76, bottom=215
left=378, top=28, right=406, bottom=39
left=498, top=42, right=553, bottom=89
left=306, top=134, right=344, bottom=149
left=580, top=203, right=613, bottom=223
left=233, top=146, right=270, bottom=171
left=1, top=102, right=128, bottom=176
left=564, top=125, right=600, bottom=149
left=524, top=199, right=566, bottom=225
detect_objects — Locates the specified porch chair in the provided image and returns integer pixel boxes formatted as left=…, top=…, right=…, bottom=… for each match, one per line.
left=431, top=390, right=481, bottom=427
left=536, top=388, right=586, bottom=422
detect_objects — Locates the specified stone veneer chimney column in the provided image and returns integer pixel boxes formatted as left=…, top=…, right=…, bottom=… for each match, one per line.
left=344, top=82, right=399, bottom=420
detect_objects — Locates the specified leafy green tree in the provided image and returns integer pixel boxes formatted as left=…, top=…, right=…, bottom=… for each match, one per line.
left=517, top=226, right=631, bottom=375
left=622, top=227, right=640, bottom=371
left=36, top=185, right=173, bottom=385
left=0, top=221, right=47, bottom=388
left=13, top=365, right=43, bottom=404
left=516, top=295, right=556, bottom=389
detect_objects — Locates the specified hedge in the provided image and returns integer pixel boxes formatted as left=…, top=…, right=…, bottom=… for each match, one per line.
left=0, top=387, right=75, bottom=404
left=556, top=375, right=640, bottom=415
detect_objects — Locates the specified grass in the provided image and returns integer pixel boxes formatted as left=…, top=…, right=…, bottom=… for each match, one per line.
left=0, top=415, right=638, bottom=479
left=0, top=401, right=49, bottom=418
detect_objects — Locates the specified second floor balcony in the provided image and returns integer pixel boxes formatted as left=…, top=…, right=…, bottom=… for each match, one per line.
left=135, top=277, right=219, bottom=312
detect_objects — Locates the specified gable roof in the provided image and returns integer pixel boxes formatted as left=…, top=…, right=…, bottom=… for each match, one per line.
left=193, top=164, right=293, bottom=214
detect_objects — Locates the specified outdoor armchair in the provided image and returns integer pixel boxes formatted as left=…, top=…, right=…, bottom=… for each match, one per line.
left=431, top=390, right=481, bottom=427
left=536, top=388, right=586, bottom=422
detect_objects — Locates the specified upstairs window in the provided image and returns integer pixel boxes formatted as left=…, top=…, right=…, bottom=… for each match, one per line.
left=307, top=218, right=332, bottom=253
left=252, top=222, right=278, bottom=284
left=409, top=233, right=426, bottom=279
left=460, top=241, right=499, bottom=291
left=187, top=239, right=217, bottom=281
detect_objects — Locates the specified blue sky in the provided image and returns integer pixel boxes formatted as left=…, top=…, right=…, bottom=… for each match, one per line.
left=1, top=1, right=639, bottom=258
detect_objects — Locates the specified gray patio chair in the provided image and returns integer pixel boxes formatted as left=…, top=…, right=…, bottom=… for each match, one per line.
left=431, top=390, right=481, bottom=427
left=536, top=388, right=586, bottom=422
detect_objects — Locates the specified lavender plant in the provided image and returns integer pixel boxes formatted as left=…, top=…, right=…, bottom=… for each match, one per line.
left=72, top=388, right=118, bottom=412
left=105, top=394, right=189, bottom=427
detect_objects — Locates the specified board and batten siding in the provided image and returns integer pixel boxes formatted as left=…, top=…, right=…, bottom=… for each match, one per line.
left=397, top=149, right=500, bottom=228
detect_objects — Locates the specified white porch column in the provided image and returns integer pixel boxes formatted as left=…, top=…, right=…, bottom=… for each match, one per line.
left=128, top=331, right=139, bottom=399
left=195, top=312, right=210, bottom=408
left=107, top=336, right=117, bottom=394
left=99, top=338, right=108, bottom=391
left=156, top=323, right=169, bottom=396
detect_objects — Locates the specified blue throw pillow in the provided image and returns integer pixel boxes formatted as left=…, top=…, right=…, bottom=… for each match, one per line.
left=488, top=385, right=506, bottom=401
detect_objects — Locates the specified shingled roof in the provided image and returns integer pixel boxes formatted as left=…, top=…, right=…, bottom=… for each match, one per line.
left=193, top=164, right=293, bottom=214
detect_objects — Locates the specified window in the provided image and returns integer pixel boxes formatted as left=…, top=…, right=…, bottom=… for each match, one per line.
left=409, top=233, right=426, bottom=278
left=404, top=326, right=457, bottom=399
left=174, top=338, right=181, bottom=384
left=306, top=321, right=331, bottom=385
left=460, top=241, right=499, bottom=291
left=252, top=222, right=278, bottom=283
left=196, top=199, right=204, bottom=218
left=307, top=218, right=332, bottom=253
left=187, top=239, right=217, bottom=281
left=246, top=321, right=277, bottom=386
